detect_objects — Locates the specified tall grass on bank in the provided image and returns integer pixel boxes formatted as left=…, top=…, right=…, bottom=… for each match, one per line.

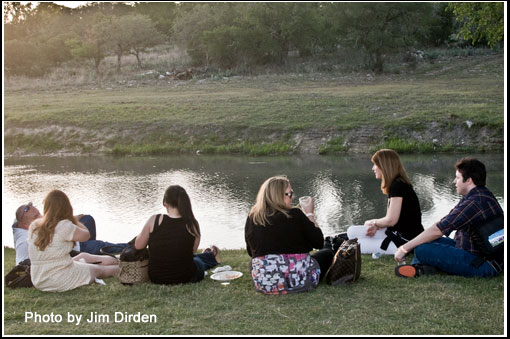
left=3, top=247, right=504, bottom=335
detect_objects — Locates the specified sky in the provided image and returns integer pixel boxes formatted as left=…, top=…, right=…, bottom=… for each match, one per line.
left=17, top=2, right=93, bottom=9
left=51, top=1, right=90, bottom=8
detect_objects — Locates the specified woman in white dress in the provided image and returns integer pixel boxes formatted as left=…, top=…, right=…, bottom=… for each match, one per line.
left=28, top=189, right=119, bottom=292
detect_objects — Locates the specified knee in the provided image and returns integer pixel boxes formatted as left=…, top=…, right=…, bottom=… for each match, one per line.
left=74, top=252, right=94, bottom=262
left=413, top=243, right=430, bottom=262
left=79, top=214, right=95, bottom=225
left=347, top=225, right=363, bottom=239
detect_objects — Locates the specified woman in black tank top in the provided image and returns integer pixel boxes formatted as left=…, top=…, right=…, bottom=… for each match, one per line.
left=347, top=149, right=424, bottom=255
left=134, top=185, right=221, bottom=284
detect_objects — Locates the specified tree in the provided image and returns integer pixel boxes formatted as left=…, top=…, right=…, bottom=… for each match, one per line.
left=4, top=2, right=75, bottom=76
left=4, top=39, right=39, bottom=76
left=123, top=15, right=165, bottom=68
left=334, top=3, right=434, bottom=73
left=107, top=14, right=165, bottom=72
left=173, top=3, right=235, bottom=66
left=448, top=2, right=504, bottom=49
left=134, top=2, right=177, bottom=38
left=425, top=3, right=456, bottom=47
left=65, top=13, right=111, bottom=76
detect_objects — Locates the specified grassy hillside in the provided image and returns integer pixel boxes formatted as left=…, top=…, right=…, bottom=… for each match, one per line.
left=4, top=52, right=504, bottom=156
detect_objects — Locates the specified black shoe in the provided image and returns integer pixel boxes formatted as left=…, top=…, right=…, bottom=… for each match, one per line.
left=69, top=250, right=80, bottom=257
left=395, top=264, right=438, bottom=278
left=323, top=236, right=334, bottom=250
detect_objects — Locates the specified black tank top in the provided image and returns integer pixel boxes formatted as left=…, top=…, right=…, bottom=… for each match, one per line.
left=148, top=214, right=197, bottom=284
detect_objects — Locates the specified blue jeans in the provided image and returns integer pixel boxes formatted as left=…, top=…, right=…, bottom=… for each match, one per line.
left=193, top=252, right=219, bottom=282
left=78, top=215, right=128, bottom=255
left=412, top=237, right=501, bottom=278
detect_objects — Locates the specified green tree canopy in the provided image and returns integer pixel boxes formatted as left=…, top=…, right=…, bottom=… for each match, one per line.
left=448, top=2, right=504, bottom=49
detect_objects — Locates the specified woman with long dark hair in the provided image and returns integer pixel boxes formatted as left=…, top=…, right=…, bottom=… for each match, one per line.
left=347, top=149, right=424, bottom=255
left=135, top=185, right=220, bottom=284
left=27, top=190, right=119, bottom=292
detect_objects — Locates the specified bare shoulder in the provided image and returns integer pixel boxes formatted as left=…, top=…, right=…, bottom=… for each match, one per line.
left=146, top=214, right=162, bottom=233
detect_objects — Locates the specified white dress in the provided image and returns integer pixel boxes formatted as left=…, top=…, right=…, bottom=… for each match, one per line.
left=28, top=219, right=92, bottom=292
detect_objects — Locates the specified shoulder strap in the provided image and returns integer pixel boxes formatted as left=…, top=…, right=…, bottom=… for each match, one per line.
left=153, top=214, right=162, bottom=230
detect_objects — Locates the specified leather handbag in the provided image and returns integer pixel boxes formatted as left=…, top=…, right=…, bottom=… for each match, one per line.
left=325, top=238, right=362, bottom=285
left=5, top=259, right=33, bottom=289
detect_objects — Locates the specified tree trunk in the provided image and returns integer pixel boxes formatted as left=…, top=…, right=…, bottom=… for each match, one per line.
left=117, top=54, right=122, bottom=74
left=94, top=57, right=102, bottom=77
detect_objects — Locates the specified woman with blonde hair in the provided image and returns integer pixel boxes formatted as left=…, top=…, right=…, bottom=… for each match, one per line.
left=27, top=190, right=119, bottom=292
left=347, top=149, right=424, bottom=255
left=245, top=175, right=336, bottom=295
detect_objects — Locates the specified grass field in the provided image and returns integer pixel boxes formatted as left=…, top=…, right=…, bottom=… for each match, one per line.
left=3, top=247, right=505, bottom=335
left=4, top=53, right=504, bottom=156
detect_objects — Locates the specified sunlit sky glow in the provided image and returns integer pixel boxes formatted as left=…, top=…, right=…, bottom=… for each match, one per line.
left=52, top=2, right=90, bottom=8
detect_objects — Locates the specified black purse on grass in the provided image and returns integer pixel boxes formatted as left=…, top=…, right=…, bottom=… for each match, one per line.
left=5, top=259, right=33, bottom=289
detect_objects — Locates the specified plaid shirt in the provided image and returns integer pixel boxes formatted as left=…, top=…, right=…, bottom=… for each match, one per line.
left=437, top=186, right=503, bottom=256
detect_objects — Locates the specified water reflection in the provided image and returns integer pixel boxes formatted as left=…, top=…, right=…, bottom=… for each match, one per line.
left=3, top=154, right=505, bottom=249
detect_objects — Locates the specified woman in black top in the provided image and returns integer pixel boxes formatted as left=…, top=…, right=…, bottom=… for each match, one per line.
left=135, top=185, right=220, bottom=284
left=347, top=149, right=424, bottom=255
left=245, top=176, right=335, bottom=294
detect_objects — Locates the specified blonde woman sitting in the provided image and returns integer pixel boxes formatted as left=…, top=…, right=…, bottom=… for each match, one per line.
left=245, top=176, right=336, bottom=295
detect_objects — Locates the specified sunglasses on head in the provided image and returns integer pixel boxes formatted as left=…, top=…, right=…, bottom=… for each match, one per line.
left=19, top=202, right=32, bottom=222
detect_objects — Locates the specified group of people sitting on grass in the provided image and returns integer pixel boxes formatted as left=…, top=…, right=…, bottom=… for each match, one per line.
left=11, top=150, right=504, bottom=294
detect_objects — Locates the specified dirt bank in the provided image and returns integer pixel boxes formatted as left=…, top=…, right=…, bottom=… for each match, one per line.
left=4, top=120, right=504, bottom=157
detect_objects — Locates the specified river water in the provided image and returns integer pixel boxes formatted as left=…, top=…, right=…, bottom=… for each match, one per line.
left=3, top=154, right=505, bottom=250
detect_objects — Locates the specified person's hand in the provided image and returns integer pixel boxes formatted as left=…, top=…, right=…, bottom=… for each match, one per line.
left=394, top=246, right=407, bottom=262
left=364, top=219, right=378, bottom=226
left=365, top=226, right=377, bottom=237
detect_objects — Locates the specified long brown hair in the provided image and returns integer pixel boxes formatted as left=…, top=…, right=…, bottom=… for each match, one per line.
left=248, top=175, right=291, bottom=226
left=163, top=185, right=200, bottom=238
left=371, top=149, right=411, bottom=195
left=33, top=190, right=78, bottom=251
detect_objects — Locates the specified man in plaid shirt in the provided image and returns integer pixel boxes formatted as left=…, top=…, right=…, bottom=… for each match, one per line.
left=394, top=157, right=504, bottom=278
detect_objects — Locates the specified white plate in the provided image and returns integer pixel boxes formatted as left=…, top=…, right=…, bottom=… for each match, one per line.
left=210, top=270, right=243, bottom=281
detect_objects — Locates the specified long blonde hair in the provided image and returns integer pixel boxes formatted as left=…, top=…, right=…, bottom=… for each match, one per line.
left=371, top=149, right=411, bottom=195
left=33, top=190, right=78, bottom=251
left=248, top=176, right=291, bottom=226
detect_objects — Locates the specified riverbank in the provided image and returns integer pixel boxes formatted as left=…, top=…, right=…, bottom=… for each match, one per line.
left=3, top=247, right=504, bottom=335
left=4, top=53, right=504, bottom=157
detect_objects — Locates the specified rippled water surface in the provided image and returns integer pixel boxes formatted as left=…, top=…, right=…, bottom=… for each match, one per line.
left=3, top=154, right=504, bottom=249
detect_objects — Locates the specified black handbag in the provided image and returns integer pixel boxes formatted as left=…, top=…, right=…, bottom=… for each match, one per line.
left=5, top=259, right=33, bottom=289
